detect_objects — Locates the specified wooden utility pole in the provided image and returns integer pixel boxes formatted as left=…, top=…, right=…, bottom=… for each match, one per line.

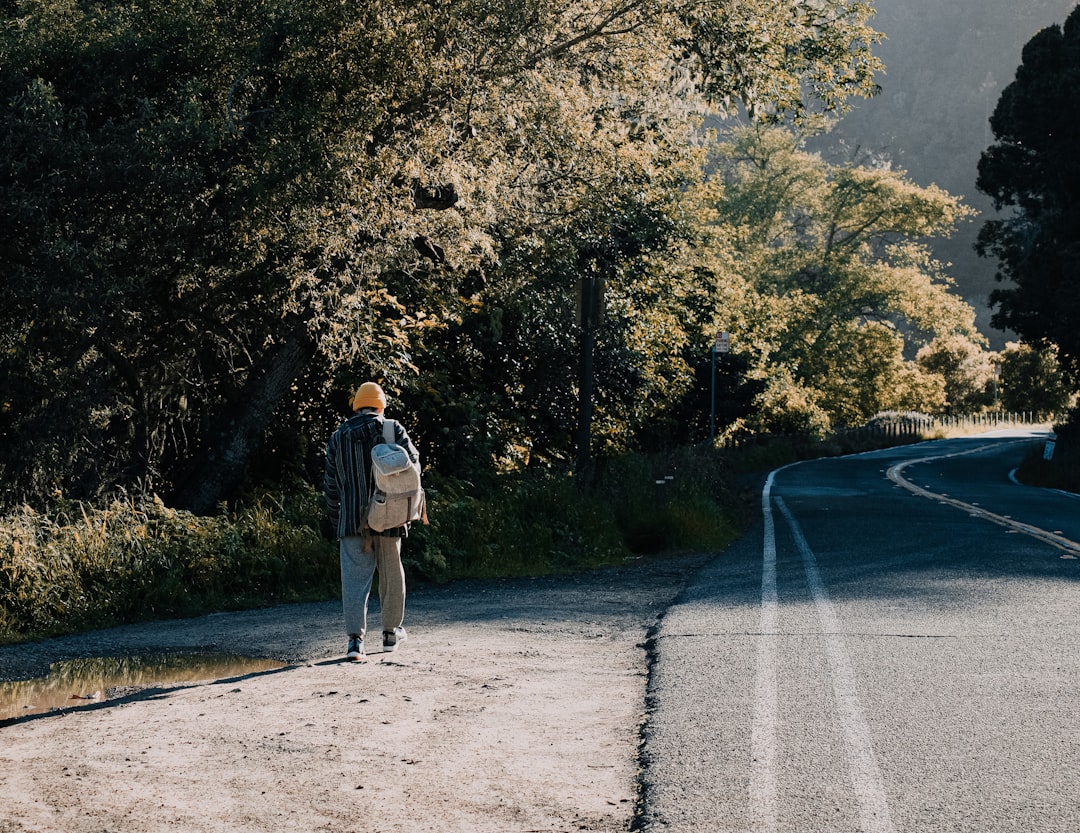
left=575, top=254, right=606, bottom=485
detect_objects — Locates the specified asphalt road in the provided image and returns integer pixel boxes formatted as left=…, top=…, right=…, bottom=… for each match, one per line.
left=639, top=429, right=1080, bottom=833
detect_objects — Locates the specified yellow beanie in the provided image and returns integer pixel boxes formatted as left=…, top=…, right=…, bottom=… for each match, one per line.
left=352, top=382, right=386, bottom=412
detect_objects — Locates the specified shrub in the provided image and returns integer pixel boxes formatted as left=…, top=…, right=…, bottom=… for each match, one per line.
left=594, top=443, right=741, bottom=555
left=406, top=470, right=627, bottom=581
left=1015, top=414, right=1080, bottom=494
left=2, top=442, right=755, bottom=641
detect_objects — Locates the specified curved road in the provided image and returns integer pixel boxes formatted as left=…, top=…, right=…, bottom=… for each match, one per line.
left=641, top=430, right=1080, bottom=833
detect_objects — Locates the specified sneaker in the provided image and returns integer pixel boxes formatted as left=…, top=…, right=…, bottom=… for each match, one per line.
left=383, top=627, right=408, bottom=652
left=346, top=635, right=364, bottom=660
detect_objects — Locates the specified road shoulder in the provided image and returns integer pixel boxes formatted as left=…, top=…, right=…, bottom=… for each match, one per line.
left=0, top=552, right=711, bottom=833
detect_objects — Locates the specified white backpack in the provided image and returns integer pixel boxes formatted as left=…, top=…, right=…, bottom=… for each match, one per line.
left=366, top=419, right=427, bottom=532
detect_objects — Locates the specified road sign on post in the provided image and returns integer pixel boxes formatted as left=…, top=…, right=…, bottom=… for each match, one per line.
left=715, top=331, right=730, bottom=354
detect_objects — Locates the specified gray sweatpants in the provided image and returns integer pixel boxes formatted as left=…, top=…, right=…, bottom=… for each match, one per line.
left=339, top=533, right=406, bottom=639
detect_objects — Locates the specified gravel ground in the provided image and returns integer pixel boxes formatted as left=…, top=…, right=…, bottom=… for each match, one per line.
left=0, top=551, right=711, bottom=833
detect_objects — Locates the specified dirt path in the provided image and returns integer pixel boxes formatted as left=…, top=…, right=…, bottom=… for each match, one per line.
left=0, top=553, right=709, bottom=833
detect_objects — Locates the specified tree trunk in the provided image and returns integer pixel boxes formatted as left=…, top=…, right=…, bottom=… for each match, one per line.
left=171, top=315, right=316, bottom=514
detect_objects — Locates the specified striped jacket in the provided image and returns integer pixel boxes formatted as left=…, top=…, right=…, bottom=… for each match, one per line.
left=324, top=412, right=420, bottom=538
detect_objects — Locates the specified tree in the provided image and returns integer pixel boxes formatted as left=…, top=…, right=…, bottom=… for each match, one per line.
left=976, top=4, right=1080, bottom=378
left=915, top=334, right=996, bottom=414
left=683, top=126, right=978, bottom=432
left=0, top=0, right=884, bottom=510
left=997, top=341, right=1076, bottom=418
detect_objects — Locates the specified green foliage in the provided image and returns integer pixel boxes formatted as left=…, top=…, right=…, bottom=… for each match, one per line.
left=0, top=491, right=338, bottom=641
left=0, top=0, right=884, bottom=512
left=407, top=442, right=744, bottom=581
left=597, top=445, right=741, bottom=555
left=678, top=125, right=981, bottom=433
left=997, top=341, right=1077, bottom=419
left=976, top=5, right=1080, bottom=376
left=1, top=440, right=751, bottom=639
left=915, top=334, right=995, bottom=415
left=407, top=471, right=628, bottom=581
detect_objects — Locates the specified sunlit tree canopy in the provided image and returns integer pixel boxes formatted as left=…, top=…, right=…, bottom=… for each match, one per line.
left=2, top=0, right=894, bottom=507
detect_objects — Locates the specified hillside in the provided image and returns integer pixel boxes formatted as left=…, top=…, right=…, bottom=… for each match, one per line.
left=816, top=0, right=1076, bottom=347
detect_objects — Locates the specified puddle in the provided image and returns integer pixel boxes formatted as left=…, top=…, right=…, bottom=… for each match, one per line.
left=0, top=653, right=285, bottom=722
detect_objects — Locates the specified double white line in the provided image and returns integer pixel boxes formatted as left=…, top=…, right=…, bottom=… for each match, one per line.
left=751, top=443, right=1078, bottom=831
left=751, top=467, right=896, bottom=833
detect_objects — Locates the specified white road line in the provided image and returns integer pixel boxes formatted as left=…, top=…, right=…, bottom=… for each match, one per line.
left=775, top=496, right=897, bottom=833
left=750, top=470, right=781, bottom=831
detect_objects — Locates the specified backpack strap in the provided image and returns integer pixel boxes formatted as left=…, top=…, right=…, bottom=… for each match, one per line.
left=364, top=419, right=395, bottom=513
left=379, top=417, right=428, bottom=527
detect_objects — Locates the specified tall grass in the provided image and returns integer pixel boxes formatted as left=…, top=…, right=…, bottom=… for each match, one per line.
left=406, top=442, right=744, bottom=582
left=2, top=442, right=750, bottom=642
left=597, top=444, right=743, bottom=555
left=406, top=471, right=628, bottom=581
left=7, top=422, right=1032, bottom=644
left=0, top=491, right=338, bottom=643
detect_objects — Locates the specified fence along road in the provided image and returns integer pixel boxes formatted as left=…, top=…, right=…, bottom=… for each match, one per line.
left=639, top=429, right=1080, bottom=832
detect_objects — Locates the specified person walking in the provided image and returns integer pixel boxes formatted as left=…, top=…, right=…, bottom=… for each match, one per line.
left=324, top=382, right=420, bottom=660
